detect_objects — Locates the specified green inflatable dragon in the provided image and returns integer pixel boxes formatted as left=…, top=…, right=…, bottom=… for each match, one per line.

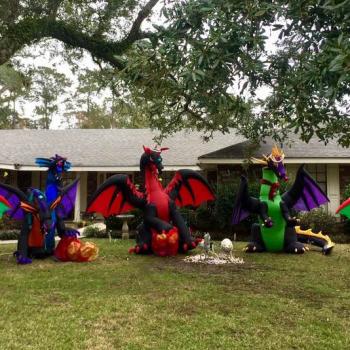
left=232, top=145, right=334, bottom=254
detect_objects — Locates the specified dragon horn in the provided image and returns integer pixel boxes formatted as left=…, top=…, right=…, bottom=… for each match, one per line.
left=143, top=145, right=152, bottom=154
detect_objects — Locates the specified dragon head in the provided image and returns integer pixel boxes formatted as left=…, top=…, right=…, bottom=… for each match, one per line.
left=252, top=145, right=288, bottom=182
left=141, top=146, right=169, bottom=176
left=35, top=154, right=71, bottom=182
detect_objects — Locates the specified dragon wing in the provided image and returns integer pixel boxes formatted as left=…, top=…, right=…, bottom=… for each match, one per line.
left=0, top=184, right=35, bottom=220
left=282, top=165, right=329, bottom=211
left=165, top=169, right=215, bottom=208
left=336, top=198, right=350, bottom=218
left=50, top=179, right=79, bottom=219
left=86, top=175, right=146, bottom=217
left=0, top=195, right=11, bottom=218
left=232, top=176, right=263, bottom=224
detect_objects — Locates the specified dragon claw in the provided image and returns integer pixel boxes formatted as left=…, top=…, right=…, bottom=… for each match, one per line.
left=17, top=255, right=32, bottom=265
left=127, top=245, right=140, bottom=254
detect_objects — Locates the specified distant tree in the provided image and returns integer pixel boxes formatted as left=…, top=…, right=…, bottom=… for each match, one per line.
left=30, top=67, right=71, bottom=129
left=0, top=64, right=30, bottom=128
left=62, top=68, right=150, bottom=129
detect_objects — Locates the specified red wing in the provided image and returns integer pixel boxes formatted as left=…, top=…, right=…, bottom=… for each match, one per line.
left=165, top=170, right=215, bottom=208
left=86, top=175, right=146, bottom=217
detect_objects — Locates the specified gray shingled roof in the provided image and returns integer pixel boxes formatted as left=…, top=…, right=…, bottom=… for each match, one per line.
left=0, top=129, right=243, bottom=169
left=199, top=136, right=350, bottom=160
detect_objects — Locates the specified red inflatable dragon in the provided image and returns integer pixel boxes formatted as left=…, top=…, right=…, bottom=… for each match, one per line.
left=86, top=146, right=215, bottom=256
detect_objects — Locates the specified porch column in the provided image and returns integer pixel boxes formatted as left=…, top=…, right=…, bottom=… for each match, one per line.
left=74, top=172, right=87, bottom=222
left=327, top=164, right=340, bottom=214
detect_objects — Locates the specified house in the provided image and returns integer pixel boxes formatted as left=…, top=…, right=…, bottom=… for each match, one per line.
left=198, top=135, right=350, bottom=214
left=0, top=129, right=349, bottom=220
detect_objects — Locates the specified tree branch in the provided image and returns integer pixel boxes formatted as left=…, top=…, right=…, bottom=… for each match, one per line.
left=47, top=0, right=64, bottom=20
left=0, top=18, right=126, bottom=68
left=182, top=95, right=214, bottom=130
left=0, top=0, right=159, bottom=68
left=125, top=0, right=160, bottom=42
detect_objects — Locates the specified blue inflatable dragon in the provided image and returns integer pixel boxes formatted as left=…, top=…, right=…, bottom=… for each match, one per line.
left=35, top=155, right=79, bottom=254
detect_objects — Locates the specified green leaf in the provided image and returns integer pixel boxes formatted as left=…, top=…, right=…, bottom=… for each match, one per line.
left=255, top=9, right=266, bottom=16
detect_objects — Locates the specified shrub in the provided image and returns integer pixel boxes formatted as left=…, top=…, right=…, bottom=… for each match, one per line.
left=83, top=225, right=107, bottom=238
left=212, top=183, right=236, bottom=230
left=0, top=229, right=20, bottom=240
left=297, top=208, right=337, bottom=236
left=0, top=216, right=22, bottom=230
left=343, top=184, right=350, bottom=202
left=76, top=221, right=85, bottom=228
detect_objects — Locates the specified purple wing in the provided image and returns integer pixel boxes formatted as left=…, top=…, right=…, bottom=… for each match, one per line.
left=54, top=179, right=79, bottom=219
left=282, top=165, right=329, bottom=211
left=232, top=176, right=260, bottom=224
left=0, top=183, right=28, bottom=220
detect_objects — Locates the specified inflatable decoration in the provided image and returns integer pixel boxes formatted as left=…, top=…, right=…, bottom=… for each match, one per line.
left=0, top=183, right=77, bottom=264
left=295, top=226, right=334, bottom=253
left=35, top=155, right=78, bottom=252
left=336, top=198, right=350, bottom=218
left=86, top=146, right=215, bottom=256
left=35, top=155, right=98, bottom=263
left=232, top=145, right=334, bottom=254
left=54, top=229, right=99, bottom=262
left=0, top=195, right=11, bottom=218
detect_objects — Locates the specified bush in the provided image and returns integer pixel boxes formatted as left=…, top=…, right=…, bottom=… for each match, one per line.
left=0, top=216, right=22, bottom=230
left=297, top=208, right=337, bottom=236
left=83, top=225, right=107, bottom=238
left=76, top=221, right=85, bottom=228
left=0, top=229, right=20, bottom=240
left=343, top=184, right=350, bottom=202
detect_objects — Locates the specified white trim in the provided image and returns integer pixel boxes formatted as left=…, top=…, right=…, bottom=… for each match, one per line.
left=74, top=173, right=81, bottom=222
left=0, top=164, right=201, bottom=171
left=327, top=164, right=340, bottom=215
left=198, top=158, right=350, bottom=165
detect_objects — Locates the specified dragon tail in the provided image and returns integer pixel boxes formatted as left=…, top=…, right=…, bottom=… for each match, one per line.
left=295, top=226, right=335, bottom=255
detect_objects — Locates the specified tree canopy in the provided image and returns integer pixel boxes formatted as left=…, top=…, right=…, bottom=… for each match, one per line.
left=1, top=0, right=350, bottom=145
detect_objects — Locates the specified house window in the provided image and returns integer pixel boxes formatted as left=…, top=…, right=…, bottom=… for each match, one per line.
left=160, top=171, right=175, bottom=186
left=87, top=172, right=97, bottom=204
left=305, top=164, right=327, bottom=194
left=17, top=171, right=32, bottom=192
left=207, top=170, right=217, bottom=187
left=0, top=170, right=16, bottom=186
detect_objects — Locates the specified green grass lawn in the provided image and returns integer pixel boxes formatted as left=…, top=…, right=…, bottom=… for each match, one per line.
left=0, top=240, right=349, bottom=350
